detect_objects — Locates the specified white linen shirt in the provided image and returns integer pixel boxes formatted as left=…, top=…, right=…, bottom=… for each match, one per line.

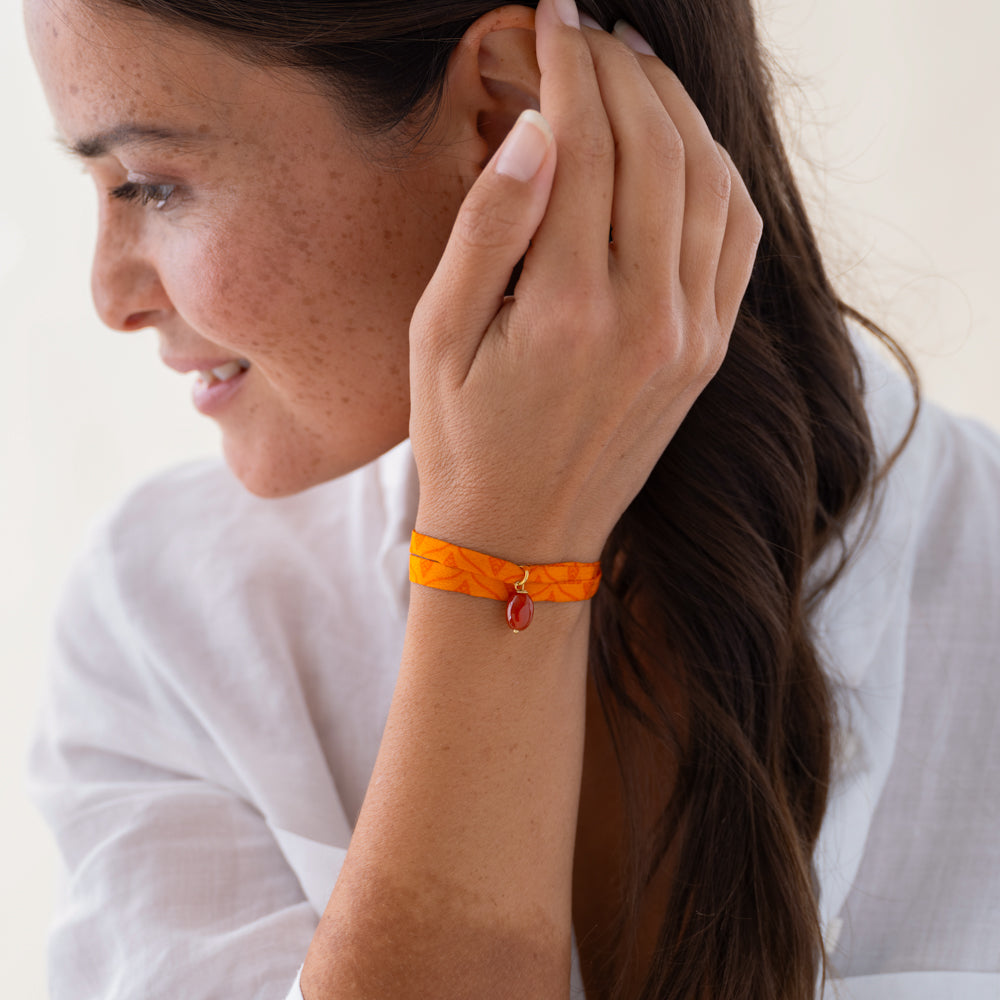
left=28, top=345, right=1000, bottom=999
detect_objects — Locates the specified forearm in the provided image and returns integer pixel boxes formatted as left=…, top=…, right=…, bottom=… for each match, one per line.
left=301, top=584, right=591, bottom=999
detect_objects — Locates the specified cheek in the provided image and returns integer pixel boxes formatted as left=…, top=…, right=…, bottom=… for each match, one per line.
left=171, top=220, right=413, bottom=395
left=165, top=239, right=273, bottom=353
left=163, top=167, right=456, bottom=407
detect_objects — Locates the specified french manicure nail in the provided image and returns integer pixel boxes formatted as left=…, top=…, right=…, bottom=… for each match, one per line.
left=553, top=0, right=581, bottom=29
left=495, top=110, right=553, bottom=182
left=612, top=19, right=655, bottom=55
left=579, top=13, right=602, bottom=30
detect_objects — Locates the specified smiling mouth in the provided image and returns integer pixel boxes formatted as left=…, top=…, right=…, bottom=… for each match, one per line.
left=196, top=359, right=251, bottom=386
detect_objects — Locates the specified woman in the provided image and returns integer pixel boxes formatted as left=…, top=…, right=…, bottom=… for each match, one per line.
left=24, top=0, right=1000, bottom=997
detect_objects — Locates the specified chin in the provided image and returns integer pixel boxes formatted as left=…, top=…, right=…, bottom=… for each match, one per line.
left=234, top=472, right=316, bottom=500
left=221, top=438, right=328, bottom=498
left=220, top=430, right=406, bottom=499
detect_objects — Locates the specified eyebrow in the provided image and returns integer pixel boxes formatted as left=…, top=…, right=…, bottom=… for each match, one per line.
left=59, top=123, right=212, bottom=159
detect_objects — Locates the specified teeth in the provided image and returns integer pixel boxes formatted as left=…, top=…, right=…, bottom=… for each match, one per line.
left=197, top=360, right=250, bottom=385
left=211, top=361, right=246, bottom=382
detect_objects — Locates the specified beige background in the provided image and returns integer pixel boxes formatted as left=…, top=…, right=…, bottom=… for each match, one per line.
left=2, top=0, right=998, bottom=994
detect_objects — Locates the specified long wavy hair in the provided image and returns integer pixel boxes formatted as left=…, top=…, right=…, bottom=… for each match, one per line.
left=90, top=0, right=918, bottom=996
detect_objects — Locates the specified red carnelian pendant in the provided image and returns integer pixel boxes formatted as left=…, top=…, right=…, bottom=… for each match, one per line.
left=506, top=568, right=534, bottom=632
left=506, top=591, right=534, bottom=632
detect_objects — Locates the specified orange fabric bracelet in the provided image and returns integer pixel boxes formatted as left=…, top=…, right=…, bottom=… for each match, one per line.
left=408, top=531, right=602, bottom=631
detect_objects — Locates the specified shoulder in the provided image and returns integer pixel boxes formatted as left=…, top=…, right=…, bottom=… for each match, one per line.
left=49, top=442, right=417, bottom=705
left=92, top=450, right=383, bottom=569
left=821, top=346, right=1000, bottom=976
left=852, top=331, right=1000, bottom=570
left=856, top=329, right=1000, bottom=493
left=863, top=338, right=1000, bottom=595
left=813, top=338, right=1000, bottom=960
left=36, top=443, right=416, bottom=812
left=81, top=441, right=417, bottom=610
left=816, top=337, right=1000, bottom=666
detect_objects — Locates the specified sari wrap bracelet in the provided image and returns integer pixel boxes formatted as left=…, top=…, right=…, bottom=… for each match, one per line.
left=408, top=530, right=602, bottom=632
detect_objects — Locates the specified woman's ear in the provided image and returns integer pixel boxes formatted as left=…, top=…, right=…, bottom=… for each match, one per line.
left=439, top=5, right=540, bottom=178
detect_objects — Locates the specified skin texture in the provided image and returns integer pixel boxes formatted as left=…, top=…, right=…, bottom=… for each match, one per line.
left=26, top=0, right=474, bottom=496
left=27, top=0, right=763, bottom=994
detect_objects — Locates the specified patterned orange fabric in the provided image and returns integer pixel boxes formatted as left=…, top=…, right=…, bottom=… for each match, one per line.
left=409, top=531, right=601, bottom=602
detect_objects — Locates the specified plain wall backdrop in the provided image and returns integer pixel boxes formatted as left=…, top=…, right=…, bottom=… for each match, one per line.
left=3, top=0, right=998, bottom=994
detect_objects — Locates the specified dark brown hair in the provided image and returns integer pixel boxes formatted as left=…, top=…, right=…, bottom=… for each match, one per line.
left=88, top=0, right=917, bottom=996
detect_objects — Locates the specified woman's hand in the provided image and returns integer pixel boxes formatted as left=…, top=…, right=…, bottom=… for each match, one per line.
left=303, top=8, right=761, bottom=997
left=409, top=0, right=762, bottom=565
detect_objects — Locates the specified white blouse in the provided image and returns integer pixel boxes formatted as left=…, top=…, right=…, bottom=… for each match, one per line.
left=28, top=342, right=1000, bottom=999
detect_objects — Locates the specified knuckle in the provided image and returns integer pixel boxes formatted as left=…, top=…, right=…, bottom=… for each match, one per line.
left=714, top=140, right=735, bottom=167
left=652, top=65, right=688, bottom=109
left=632, top=304, right=684, bottom=374
left=700, top=326, right=731, bottom=375
left=564, top=117, right=615, bottom=168
left=721, top=158, right=763, bottom=255
left=671, top=326, right=725, bottom=386
left=700, top=152, right=733, bottom=207
left=648, top=118, right=686, bottom=171
left=714, top=142, right=750, bottom=207
left=660, top=317, right=729, bottom=385
left=733, top=201, right=764, bottom=262
left=453, top=196, right=522, bottom=251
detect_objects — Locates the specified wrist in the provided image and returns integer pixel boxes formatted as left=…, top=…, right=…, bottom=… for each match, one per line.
left=413, top=503, right=606, bottom=568
left=408, top=530, right=602, bottom=633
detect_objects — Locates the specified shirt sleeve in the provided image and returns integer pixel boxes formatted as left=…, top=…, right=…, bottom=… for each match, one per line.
left=285, top=966, right=306, bottom=1000
left=28, top=526, right=321, bottom=1000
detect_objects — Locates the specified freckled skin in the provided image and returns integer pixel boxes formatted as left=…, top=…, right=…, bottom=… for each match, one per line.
left=25, top=0, right=473, bottom=496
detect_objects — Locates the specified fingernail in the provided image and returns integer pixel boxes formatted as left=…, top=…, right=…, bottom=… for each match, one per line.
left=579, top=13, right=602, bottom=30
left=612, top=19, right=655, bottom=55
left=495, top=110, right=553, bottom=183
left=553, top=0, right=580, bottom=29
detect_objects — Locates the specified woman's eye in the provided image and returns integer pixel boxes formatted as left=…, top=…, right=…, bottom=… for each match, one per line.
left=109, top=181, right=177, bottom=210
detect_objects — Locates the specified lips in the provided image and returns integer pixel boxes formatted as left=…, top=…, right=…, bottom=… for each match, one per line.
left=160, top=354, right=250, bottom=377
left=196, top=359, right=250, bottom=386
left=161, top=356, right=252, bottom=416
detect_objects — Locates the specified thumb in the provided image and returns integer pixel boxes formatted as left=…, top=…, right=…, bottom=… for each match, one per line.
left=411, top=109, right=556, bottom=378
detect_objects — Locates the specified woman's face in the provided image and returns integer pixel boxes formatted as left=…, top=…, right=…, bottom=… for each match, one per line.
left=25, top=0, right=468, bottom=495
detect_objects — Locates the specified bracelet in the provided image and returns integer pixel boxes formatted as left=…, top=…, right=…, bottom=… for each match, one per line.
left=408, top=531, right=602, bottom=632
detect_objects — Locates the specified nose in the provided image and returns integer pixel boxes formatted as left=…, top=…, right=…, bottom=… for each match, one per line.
left=90, top=213, right=173, bottom=332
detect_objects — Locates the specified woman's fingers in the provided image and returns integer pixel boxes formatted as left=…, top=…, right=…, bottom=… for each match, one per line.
left=653, top=71, right=733, bottom=309
left=611, top=34, right=760, bottom=327
left=577, top=22, right=760, bottom=348
left=713, top=143, right=763, bottom=333
left=409, top=110, right=556, bottom=381
left=518, top=0, right=616, bottom=293
left=581, top=27, right=686, bottom=287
